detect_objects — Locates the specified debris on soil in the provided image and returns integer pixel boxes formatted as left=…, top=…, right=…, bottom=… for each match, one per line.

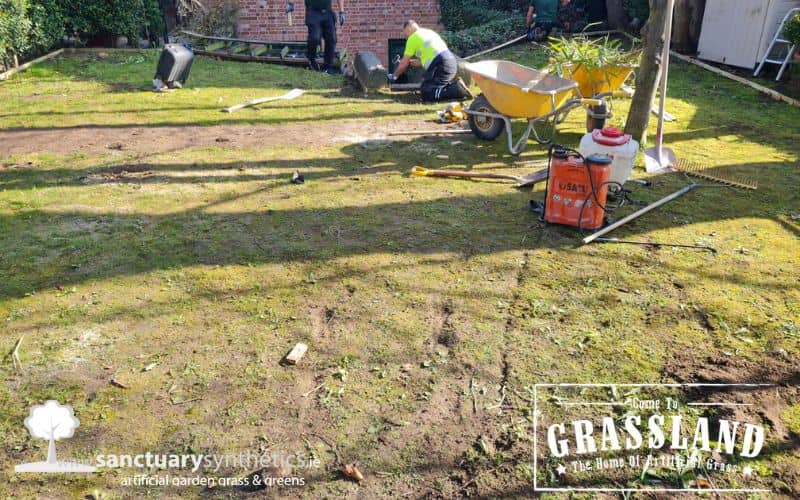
left=107, top=142, right=124, bottom=150
left=302, top=383, right=324, bottom=397
left=283, top=342, right=308, bottom=365
left=142, top=362, right=157, bottom=372
left=7, top=335, right=24, bottom=371
left=291, top=171, right=305, bottom=184
left=409, top=142, right=438, bottom=155
left=81, top=164, right=155, bottom=184
left=110, top=377, right=129, bottom=389
left=215, top=137, right=230, bottom=143
left=342, top=463, right=364, bottom=483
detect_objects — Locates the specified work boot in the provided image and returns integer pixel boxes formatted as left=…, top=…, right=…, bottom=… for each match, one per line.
left=455, top=77, right=473, bottom=100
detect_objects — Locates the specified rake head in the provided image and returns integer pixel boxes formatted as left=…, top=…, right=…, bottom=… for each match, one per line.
left=674, top=158, right=758, bottom=190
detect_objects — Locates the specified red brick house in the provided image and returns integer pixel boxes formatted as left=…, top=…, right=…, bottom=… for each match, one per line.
left=233, top=0, right=442, bottom=64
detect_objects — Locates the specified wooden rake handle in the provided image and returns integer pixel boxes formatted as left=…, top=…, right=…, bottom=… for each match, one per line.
left=411, top=166, right=519, bottom=182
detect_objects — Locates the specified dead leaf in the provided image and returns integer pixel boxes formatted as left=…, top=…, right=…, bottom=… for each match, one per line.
left=142, top=362, right=157, bottom=372
left=342, top=463, right=364, bottom=482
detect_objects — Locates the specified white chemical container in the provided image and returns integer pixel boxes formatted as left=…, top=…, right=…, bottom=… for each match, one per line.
left=578, top=127, right=639, bottom=189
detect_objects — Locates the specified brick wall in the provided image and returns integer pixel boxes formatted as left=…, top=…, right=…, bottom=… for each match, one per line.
left=235, top=0, right=442, bottom=65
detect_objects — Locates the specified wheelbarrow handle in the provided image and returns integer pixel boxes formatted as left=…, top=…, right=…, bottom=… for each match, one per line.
left=578, top=98, right=605, bottom=107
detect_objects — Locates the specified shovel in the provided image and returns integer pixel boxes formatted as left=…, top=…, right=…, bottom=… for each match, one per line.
left=223, top=88, right=305, bottom=113
left=411, top=166, right=548, bottom=187
left=644, top=0, right=677, bottom=173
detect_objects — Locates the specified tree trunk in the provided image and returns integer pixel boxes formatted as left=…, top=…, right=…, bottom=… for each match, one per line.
left=673, top=0, right=690, bottom=52
left=672, top=0, right=706, bottom=53
left=624, top=0, right=670, bottom=146
left=688, top=0, right=706, bottom=52
left=605, top=0, right=627, bottom=29
left=47, top=437, right=57, bottom=463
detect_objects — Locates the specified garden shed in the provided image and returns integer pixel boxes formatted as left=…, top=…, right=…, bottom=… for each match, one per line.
left=697, top=0, right=800, bottom=69
left=230, top=0, right=441, bottom=64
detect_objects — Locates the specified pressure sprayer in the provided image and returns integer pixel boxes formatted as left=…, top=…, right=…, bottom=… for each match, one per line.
left=535, top=145, right=624, bottom=231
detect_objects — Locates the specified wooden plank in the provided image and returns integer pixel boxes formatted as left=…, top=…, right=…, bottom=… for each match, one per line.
left=204, top=41, right=226, bottom=52
left=179, top=30, right=306, bottom=48
left=230, top=43, right=251, bottom=54
left=389, top=82, right=422, bottom=91
left=670, top=50, right=800, bottom=107
left=0, top=48, right=64, bottom=81
left=283, top=343, right=308, bottom=365
left=194, top=49, right=330, bottom=66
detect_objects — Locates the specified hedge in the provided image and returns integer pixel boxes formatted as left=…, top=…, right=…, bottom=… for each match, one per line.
left=1, top=0, right=164, bottom=69
left=442, top=16, right=527, bottom=55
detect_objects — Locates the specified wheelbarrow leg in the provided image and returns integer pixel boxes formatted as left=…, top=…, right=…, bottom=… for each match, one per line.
left=503, top=116, right=533, bottom=156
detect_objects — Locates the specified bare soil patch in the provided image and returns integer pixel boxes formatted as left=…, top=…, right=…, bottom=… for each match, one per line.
left=0, top=119, right=466, bottom=157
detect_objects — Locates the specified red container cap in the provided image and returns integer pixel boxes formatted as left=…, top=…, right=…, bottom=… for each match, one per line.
left=592, top=127, right=631, bottom=146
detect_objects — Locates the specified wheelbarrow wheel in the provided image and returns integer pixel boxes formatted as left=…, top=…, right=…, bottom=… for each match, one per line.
left=468, top=94, right=505, bottom=141
left=586, top=102, right=608, bottom=133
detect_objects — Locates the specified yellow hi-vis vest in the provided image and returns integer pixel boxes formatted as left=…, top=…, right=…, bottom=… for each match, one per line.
left=403, top=28, right=449, bottom=69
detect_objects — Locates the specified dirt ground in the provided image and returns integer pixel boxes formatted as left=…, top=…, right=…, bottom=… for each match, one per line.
left=0, top=119, right=467, bottom=157
left=3, top=50, right=798, bottom=498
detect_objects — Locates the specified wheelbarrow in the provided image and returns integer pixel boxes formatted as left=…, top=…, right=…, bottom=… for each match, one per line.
left=463, top=60, right=607, bottom=156
left=560, top=63, right=634, bottom=131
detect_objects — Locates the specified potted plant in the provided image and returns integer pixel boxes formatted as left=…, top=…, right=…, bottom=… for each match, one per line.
left=546, top=35, right=640, bottom=97
left=783, top=12, right=800, bottom=60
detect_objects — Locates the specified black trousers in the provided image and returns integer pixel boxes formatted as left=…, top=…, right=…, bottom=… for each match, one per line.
left=306, top=9, right=336, bottom=70
left=420, top=52, right=461, bottom=102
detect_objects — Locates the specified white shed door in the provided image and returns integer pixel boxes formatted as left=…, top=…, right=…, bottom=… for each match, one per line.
left=698, top=0, right=770, bottom=68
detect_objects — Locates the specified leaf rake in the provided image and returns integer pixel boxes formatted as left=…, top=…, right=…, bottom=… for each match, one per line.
left=674, top=158, right=758, bottom=190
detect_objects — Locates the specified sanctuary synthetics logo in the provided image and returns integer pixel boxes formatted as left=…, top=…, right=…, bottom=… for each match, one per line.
left=533, top=384, right=772, bottom=494
left=15, top=400, right=96, bottom=473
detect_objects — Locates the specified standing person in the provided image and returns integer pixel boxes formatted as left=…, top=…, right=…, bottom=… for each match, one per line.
left=305, top=0, right=345, bottom=73
left=389, top=20, right=472, bottom=102
left=526, top=0, right=570, bottom=42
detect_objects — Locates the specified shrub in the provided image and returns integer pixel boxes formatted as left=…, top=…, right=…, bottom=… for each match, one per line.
left=440, top=0, right=518, bottom=32
left=442, top=16, right=527, bottom=54
left=28, top=0, right=65, bottom=53
left=0, top=0, right=32, bottom=65
left=178, top=0, right=240, bottom=37
left=61, top=0, right=165, bottom=44
left=623, top=0, right=649, bottom=24
left=783, top=12, right=800, bottom=48
left=546, top=35, right=640, bottom=74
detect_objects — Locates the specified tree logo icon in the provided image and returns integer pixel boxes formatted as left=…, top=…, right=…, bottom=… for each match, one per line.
left=14, top=400, right=96, bottom=473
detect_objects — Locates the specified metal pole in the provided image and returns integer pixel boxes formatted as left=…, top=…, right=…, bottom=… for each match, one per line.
left=582, top=183, right=699, bottom=244
left=655, top=0, right=675, bottom=165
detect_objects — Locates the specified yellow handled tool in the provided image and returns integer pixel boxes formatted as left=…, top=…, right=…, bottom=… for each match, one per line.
left=411, top=166, right=547, bottom=187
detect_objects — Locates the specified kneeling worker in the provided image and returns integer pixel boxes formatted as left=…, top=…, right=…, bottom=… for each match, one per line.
left=389, top=20, right=472, bottom=102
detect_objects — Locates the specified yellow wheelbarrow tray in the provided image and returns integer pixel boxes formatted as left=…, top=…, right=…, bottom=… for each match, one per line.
left=463, top=60, right=607, bottom=155
left=563, top=63, right=634, bottom=99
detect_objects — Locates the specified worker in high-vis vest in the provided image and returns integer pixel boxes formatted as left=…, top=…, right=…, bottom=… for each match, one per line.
left=389, top=20, right=473, bottom=102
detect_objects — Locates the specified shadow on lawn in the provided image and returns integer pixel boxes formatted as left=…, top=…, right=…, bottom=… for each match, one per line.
left=0, top=165, right=797, bottom=302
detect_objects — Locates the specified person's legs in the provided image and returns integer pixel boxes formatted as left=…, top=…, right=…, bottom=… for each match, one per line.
left=306, top=10, right=323, bottom=70
left=420, top=54, right=460, bottom=102
left=421, top=55, right=469, bottom=102
left=321, top=10, right=337, bottom=71
left=419, top=58, right=442, bottom=102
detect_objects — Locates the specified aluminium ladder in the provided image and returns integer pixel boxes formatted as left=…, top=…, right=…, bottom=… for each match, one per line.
left=754, top=8, right=800, bottom=81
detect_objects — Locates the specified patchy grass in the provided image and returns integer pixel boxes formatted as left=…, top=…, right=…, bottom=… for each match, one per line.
left=0, top=46, right=798, bottom=498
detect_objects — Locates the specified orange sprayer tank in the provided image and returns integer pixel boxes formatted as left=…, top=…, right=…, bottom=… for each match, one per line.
left=544, top=149, right=612, bottom=230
